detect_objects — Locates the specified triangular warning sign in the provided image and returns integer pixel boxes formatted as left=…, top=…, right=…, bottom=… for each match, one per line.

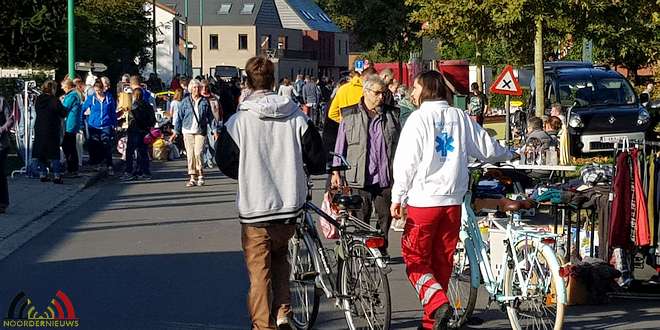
left=489, top=65, right=522, bottom=96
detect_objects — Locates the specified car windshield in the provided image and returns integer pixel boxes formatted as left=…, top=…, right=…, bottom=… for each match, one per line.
left=558, top=78, right=636, bottom=107
left=215, top=66, right=239, bottom=77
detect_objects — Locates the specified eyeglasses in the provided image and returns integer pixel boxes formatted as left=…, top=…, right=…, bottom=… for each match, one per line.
left=367, top=88, right=385, bottom=96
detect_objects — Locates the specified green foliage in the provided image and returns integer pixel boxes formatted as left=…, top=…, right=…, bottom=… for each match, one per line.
left=316, top=0, right=421, bottom=63
left=0, top=1, right=67, bottom=68
left=0, top=0, right=152, bottom=81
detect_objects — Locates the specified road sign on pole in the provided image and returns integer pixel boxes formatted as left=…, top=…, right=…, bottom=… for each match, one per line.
left=489, top=65, right=522, bottom=96
left=354, top=60, right=364, bottom=72
left=75, top=62, right=108, bottom=72
left=489, top=65, right=522, bottom=146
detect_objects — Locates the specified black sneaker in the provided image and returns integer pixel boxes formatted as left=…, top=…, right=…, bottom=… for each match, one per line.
left=40, top=176, right=50, bottom=182
left=433, top=303, right=452, bottom=330
left=52, top=177, right=63, bottom=184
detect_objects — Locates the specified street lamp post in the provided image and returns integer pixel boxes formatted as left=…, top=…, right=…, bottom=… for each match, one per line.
left=199, top=0, right=204, bottom=77
left=67, top=0, right=75, bottom=78
left=152, top=0, right=157, bottom=78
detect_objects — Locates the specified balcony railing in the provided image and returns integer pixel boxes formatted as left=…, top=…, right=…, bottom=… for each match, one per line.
left=260, top=48, right=317, bottom=60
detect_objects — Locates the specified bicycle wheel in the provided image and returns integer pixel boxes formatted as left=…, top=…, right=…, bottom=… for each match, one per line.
left=288, top=229, right=320, bottom=330
left=340, top=241, right=391, bottom=330
left=447, top=240, right=479, bottom=329
left=504, top=240, right=566, bottom=330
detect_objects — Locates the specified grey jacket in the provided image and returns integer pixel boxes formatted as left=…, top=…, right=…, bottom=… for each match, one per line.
left=340, top=102, right=400, bottom=188
left=215, top=91, right=325, bottom=223
left=302, top=81, right=319, bottom=104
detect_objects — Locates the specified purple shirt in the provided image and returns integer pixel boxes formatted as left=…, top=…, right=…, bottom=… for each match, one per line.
left=334, top=109, right=390, bottom=188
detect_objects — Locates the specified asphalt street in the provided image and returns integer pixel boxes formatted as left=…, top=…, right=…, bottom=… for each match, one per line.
left=1, top=160, right=659, bottom=329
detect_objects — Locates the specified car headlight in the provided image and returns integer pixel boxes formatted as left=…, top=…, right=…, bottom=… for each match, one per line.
left=568, top=113, right=583, bottom=128
left=638, top=109, right=650, bottom=125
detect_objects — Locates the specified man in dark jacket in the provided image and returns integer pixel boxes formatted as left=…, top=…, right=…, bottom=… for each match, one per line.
left=331, top=75, right=401, bottom=254
left=216, top=57, right=325, bottom=330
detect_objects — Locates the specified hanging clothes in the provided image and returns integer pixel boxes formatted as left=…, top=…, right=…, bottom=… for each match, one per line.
left=631, top=148, right=650, bottom=247
left=648, top=154, right=656, bottom=247
left=610, top=151, right=633, bottom=249
left=559, top=127, right=570, bottom=165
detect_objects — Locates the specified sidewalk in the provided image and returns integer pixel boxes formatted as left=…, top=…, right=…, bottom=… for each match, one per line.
left=0, top=168, right=104, bottom=260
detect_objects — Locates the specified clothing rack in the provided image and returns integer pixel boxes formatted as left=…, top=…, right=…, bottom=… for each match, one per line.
left=11, top=80, right=38, bottom=178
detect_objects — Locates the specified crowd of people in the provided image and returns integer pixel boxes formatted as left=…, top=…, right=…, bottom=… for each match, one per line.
left=210, top=56, right=517, bottom=330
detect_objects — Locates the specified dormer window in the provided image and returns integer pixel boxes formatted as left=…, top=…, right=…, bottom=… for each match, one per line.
left=217, top=3, right=231, bottom=15
left=241, top=3, right=255, bottom=15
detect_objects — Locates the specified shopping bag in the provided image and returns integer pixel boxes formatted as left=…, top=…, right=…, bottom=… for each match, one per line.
left=320, top=191, right=340, bottom=239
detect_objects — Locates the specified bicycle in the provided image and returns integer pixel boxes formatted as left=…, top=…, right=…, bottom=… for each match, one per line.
left=447, top=164, right=567, bottom=330
left=288, top=152, right=392, bottom=330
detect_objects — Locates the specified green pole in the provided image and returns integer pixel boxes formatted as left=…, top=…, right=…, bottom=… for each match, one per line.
left=67, top=0, right=75, bottom=78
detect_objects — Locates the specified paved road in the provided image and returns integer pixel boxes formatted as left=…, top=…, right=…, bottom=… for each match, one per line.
left=1, top=160, right=659, bottom=329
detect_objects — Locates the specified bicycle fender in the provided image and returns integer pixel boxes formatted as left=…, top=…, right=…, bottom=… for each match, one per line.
left=463, top=237, right=482, bottom=289
left=540, top=243, right=567, bottom=305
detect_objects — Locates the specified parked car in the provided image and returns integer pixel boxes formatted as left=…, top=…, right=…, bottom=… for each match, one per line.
left=530, top=62, right=651, bottom=155
left=213, top=65, right=241, bottom=82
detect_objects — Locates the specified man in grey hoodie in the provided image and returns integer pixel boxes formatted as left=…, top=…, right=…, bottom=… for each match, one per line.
left=215, top=57, right=325, bottom=330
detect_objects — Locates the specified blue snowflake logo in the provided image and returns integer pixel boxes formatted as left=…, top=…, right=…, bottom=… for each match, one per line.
left=435, top=133, right=455, bottom=157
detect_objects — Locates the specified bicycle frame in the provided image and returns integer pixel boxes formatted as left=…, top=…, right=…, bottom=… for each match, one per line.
left=300, top=201, right=388, bottom=300
left=459, top=192, right=567, bottom=306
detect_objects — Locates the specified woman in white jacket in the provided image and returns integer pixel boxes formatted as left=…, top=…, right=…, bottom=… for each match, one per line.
left=390, top=71, right=514, bottom=330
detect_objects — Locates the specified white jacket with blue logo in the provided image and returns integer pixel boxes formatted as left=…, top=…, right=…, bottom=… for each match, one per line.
left=391, top=100, right=512, bottom=207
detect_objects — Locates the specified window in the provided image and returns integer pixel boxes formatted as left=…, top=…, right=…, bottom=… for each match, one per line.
left=278, top=35, right=288, bottom=50
left=300, top=10, right=315, bottom=20
left=238, top=34, right=248, bottom=50
left=345, top=40, right=348, bottom=55
left=338, top=40, right=341, bottom=55
left=209, top=34, right=219, bottom=50
left=241, top=3, right=255, bottom=15
left=318, top=13, right=331, bottom=22
left=217, top=3, right=231, bottom=14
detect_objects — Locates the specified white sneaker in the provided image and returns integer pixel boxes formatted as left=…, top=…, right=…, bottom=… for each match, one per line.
left=391, top=219, right=405, bottom=232
left=276, top=317, right=293, bottom=330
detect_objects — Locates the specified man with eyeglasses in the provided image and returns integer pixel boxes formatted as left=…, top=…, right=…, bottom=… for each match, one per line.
left=331, top=75, right=401, bottom=255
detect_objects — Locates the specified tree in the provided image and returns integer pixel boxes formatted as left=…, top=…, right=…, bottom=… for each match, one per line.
left=569, top=0, right=660, bottom=82
left=0, top=0, right=152, bottom=81
left=0, top=1, right=67, bottom=68
left=316, top=0, right=421, bottom=71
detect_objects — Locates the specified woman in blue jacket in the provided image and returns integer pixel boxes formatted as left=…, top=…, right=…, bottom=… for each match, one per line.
left=82, top=80, right=117, bottom=175
left=171, top=79, right=218, bottom=187
left=61, top=79, right=82, bottom=175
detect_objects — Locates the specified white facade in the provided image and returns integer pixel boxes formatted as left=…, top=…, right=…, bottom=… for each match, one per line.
left=142, top=2, right=186, bottom=86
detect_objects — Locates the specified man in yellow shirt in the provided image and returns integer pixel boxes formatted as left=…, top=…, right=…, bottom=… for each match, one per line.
left=327, top=66, right=378, bottom=124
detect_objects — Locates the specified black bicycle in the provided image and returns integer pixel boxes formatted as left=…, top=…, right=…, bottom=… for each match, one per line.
left=288, top=152, right=391, bottom=330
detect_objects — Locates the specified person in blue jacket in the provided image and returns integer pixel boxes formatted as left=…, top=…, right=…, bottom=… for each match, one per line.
left=61, top=79, right=83, bottom=176
left=82, top=80, right=117, bottom=175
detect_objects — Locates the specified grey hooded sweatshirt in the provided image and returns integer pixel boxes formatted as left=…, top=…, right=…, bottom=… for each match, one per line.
left=215, top=91, right=325, bottom=224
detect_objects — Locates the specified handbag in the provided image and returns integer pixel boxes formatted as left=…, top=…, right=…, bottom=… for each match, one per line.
left=320, top=191, right=340, bottom=239
left=143, top=128, right=162, bottom=145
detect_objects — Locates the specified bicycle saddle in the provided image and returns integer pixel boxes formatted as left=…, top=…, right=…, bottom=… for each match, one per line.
left=332, top=194, right=363, bottom=210
left=498, top=198, right=536, bottom=212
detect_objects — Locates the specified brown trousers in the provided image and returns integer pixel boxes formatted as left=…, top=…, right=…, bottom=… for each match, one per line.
left=241, top=223, right=296, bottom=330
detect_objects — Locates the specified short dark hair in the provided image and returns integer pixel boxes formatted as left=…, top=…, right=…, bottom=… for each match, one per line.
left=245, top=56, right=275, bottom=90
left=546, top=116, right=562, bottom=131
left=471, top=82, right=480, bottom=91
left=528, top=116, right=543, bottom=130
left=414, top=71, right=447, bottom=104
left=93, top=80, right=104, bottom=90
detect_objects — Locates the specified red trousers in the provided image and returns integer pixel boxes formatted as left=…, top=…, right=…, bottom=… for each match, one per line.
left=401, top=205, right=461, bottom=330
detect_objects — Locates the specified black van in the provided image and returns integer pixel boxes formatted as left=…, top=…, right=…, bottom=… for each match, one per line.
left=529, top=62, right=651, bottom=155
